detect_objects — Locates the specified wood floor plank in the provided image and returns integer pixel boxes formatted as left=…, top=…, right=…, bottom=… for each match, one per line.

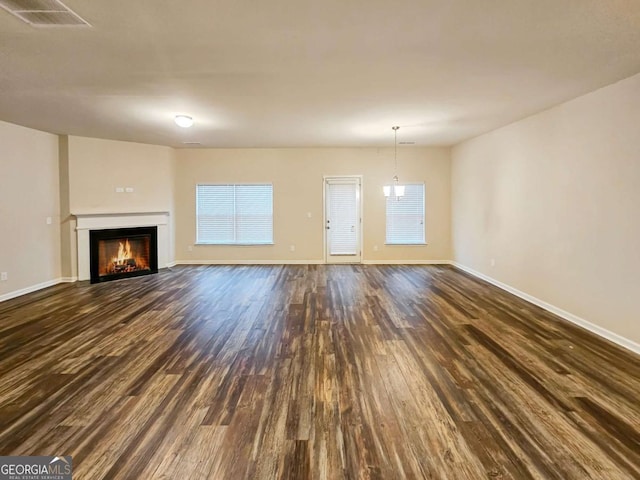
left=0, top=264, right=639, bottom=479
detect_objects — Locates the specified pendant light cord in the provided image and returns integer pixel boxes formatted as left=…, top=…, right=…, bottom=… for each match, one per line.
left=394, top=127, right=397, bottom=176
left=393, top=126, right=399, bottom=180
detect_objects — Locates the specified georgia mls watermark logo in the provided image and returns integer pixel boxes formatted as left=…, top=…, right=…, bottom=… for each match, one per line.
left=0, top=456, right=72, bottom=480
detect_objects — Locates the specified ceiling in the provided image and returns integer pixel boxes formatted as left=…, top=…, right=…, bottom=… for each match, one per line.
left=1, top=0, right=640, bottom=148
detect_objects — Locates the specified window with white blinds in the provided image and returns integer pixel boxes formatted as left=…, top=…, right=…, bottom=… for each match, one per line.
left=196, top=184, right=273, bottom=245
left=386, top=183, right=425, bottom=244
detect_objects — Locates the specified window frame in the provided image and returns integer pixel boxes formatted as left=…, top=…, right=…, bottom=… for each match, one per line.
left=384, top=182, right=427, bottom=246
left=195, top=183, right=274, bottom=246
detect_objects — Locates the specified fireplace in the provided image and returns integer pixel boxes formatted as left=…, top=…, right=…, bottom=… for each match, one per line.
left=89, top=227, right=158, bottom=283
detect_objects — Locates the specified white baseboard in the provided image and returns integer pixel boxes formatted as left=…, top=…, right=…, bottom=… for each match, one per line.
left=452, top=262, right=640, bottom=356
left=173, top=259, right=452, bottom=266
left=362, top=260, right=452, bottom=265
left=0, top=278, right=66, bottom=303
left=173, top=259, right=325, bottom=265
left=60, top=276, right=77, bottom=283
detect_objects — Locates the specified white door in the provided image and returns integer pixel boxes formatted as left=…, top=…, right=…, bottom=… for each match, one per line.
left=324, top=177, right=362, bottom=263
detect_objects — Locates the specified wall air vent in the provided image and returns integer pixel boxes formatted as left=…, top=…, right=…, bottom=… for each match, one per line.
left=399, top=141, right=416, bottom=145
left=0, top=0, right=90, bottom=27
left=182, top=142, right=202, bottom=146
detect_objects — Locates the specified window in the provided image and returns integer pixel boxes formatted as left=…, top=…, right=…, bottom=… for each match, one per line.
left=386, top=183, right=425, bottom=244
left=196, top=184, right=273, bottom=245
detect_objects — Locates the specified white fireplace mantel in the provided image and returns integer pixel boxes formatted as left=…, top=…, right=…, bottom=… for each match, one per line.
left=73, top=211, right=171, bottom=281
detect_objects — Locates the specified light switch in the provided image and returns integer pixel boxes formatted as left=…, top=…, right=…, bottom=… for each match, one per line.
left=125, top=187, right=134, bottom=193
left=115, top=187, right=124, bottom=193
left=46, top=217, right=52, bottom=225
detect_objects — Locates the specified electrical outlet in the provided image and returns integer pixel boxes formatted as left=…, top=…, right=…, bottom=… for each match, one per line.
left=187, top=245, right=193, bottom=251
left=490, top=258, right=496, bottom=267
left=306, top=212, right=312, bottom=218
left=125, top=187, right=134, bottom=193
left=373, top=245, right=379, bottom=252
left=115, top=187, right=124, bottom=193
left=0, top=272, right=7, bottom=281
left=46, top=217, right=52, bottom=225
left=290, top=245, right=296, bottom=252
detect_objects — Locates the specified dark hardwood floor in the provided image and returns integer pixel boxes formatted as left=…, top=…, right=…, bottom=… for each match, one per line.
left=0, top=265, right=638, bottom=479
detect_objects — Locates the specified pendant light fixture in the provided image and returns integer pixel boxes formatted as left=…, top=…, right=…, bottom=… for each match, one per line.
left=383, top=126, right=405, bottom=199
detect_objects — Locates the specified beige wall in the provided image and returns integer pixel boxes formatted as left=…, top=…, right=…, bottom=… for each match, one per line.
left=174, top=147, right=451, bottom=263
left=452, top=73, right=640, bottom=345
left=68, top=136, right=174, bottom=214
left=0, top=121, right=61, bottom=297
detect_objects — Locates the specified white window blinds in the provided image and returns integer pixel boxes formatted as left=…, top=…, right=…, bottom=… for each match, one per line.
left=196, top=184, right=273, bottom=245
left=327, top=182, right=359, bottom=255
left=386, top=183, right=425, bottom=244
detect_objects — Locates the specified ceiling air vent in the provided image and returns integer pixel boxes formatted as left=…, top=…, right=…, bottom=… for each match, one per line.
left=0, top=0, right=90, bottom=27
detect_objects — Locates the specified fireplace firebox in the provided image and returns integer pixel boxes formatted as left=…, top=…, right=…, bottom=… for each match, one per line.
left=89, top=227, right=158, bottom=283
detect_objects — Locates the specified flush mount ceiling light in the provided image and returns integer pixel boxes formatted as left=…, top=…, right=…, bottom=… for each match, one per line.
left=383, top=126, right=405, bottom=199
left=174, top=115, right=194, bottom=128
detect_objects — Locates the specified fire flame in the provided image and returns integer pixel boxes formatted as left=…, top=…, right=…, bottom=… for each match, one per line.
left=114, top=239, right=132, bottom=265
left=103, top=238, right=149, bottom=275
left=111, top=239, right=132, bottom=265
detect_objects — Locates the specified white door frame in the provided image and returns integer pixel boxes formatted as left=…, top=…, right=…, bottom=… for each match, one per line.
left=323, top=175, right=363, bottom=264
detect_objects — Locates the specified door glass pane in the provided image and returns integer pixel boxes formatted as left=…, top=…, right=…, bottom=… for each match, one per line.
left=329, top=183, right=357, bottom=255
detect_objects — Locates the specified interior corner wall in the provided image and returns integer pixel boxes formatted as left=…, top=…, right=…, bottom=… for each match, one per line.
left=451, top=73, right=640, bottom=346
left=173, top=147, right=451, bottom=263
left=58, top=135, right=77, bottom=280
left=168, top=147, right=177, bottom=265
left=0, top=120, right=61, bottom=298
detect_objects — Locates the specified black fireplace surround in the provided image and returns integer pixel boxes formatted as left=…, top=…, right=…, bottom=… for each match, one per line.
left=89, top=226, right=158, bottom=284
